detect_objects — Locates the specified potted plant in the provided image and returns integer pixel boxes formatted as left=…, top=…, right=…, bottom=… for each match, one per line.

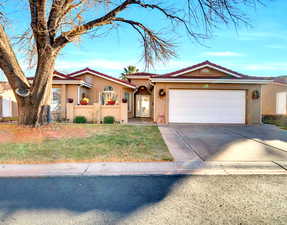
left=80, top=94, right=90, bottom=105
left=107, top=100, right=116, bottom=105
left=67, top=98, right=73, bottom=103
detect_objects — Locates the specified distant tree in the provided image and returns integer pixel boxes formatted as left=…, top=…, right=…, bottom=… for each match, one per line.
left=0, top=0, right=264, bottom=126
left=121, top=66, right=139, bottom=80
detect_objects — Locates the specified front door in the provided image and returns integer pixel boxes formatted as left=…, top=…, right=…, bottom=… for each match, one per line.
left=136, top=95, right=150, bottom=117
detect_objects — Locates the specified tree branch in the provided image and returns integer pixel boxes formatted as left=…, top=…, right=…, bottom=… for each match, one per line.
left=0, top=25, right=30, bottom=92
left=113, top=17, right=176, bottom=68
left=53, top=0, right=136, bottom=48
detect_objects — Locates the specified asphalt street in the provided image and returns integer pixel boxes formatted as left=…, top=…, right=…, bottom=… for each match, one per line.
left=0, top=175, right=286, bottom=225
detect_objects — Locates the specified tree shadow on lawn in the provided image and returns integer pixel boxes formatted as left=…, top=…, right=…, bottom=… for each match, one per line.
left=0, top=175, right=186, bottom=223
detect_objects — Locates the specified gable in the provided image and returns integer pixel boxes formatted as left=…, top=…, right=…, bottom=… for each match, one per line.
left=75, top=72, right=128, bottom=90
left=68, top=68, right=136, bottom=89
left=177, top=67, right=232, bottom=78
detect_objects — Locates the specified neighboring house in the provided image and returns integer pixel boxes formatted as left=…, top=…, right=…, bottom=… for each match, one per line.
left=0, top=82, right=18, bottom=118
left=262, top=76, right=287, bottom=115
left=0, top=61, right=273, bottom=124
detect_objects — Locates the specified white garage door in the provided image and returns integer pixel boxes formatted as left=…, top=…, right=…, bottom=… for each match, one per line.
left=169, top=90, right=246, bottom=124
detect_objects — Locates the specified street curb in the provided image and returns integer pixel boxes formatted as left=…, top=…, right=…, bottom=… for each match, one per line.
left=0, top=161, right=286, bottom=177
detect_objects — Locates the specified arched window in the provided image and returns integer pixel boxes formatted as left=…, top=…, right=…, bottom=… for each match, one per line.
left=101, top=86, right=117, bottom=105
left=104, top=86, right=113, bottom=92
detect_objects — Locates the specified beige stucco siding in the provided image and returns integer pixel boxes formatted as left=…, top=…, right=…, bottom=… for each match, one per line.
left=177, top=67, right=230, bottom=77
left=75, top=73, right=133, bottom=105
left=54, top=73, right=134, bottom=120
left=129, top=78, right=150, bottom=87
left=262, top=83, right=287, bottom=115
left=153, top=82, right=262, bottom=124
left=0, top=83, right=18, bottom=117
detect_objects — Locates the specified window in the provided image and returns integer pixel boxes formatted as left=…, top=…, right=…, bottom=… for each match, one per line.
left=104, top=86, right=113, bottom=92
left=124, top=92, right=132, bottom=112
left=51, top=88, right=61, bottom=112
left=101, top=86, right=117, bottom=105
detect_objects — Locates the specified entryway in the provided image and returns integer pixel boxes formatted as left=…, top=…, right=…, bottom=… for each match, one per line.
left=136, top=95, right=150, bottom=117
left=134, top=85, right=152, bottom=118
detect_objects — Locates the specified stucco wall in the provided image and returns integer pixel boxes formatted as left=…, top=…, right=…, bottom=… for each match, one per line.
left=261, top=83, right=287, bottom=115
left=75, top=73, right=133, bottom=105
left=67, top=103, right=128, bottom=123
left=179, top=67, right=230, bottom=77
left=153, top=82, right=262, bottom=125
left=55, top=73, right=134, bottom=120
left=0, top=83, right=18, bottom=117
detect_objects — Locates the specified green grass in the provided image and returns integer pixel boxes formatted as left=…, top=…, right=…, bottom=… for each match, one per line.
left=0, top=124, right=173, bottom=163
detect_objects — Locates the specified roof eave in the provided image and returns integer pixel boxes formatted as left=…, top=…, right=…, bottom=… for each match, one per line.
left=69, top=69, right=136, bottom=89
left=149, top=78, right=272, bottom=84
left=170, top=64, right=243, bottom=78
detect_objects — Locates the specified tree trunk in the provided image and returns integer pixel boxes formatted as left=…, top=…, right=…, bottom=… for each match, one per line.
left=17, top=53, right=56, bottom=127
left=17, top=87, right=52, bottom=127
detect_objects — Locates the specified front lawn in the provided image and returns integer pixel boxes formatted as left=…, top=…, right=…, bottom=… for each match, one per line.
left=0, top=124, right=173, bottom=163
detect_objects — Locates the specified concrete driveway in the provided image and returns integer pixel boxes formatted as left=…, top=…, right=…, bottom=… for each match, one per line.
left=160, top=124, right=287, bottom=162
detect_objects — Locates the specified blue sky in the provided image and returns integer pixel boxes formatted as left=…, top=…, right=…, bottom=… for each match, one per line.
left=1, top=0, right=287, bottom=80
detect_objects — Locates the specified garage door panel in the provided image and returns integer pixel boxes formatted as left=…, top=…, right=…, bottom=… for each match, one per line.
left=169, top=90, right=246, bottom=124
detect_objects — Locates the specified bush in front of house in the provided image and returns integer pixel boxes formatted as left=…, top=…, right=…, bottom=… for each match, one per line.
left=262, top=115, right=287, bottom=127
left=73, top=116, right=87, bottom=123
left=0, top=117, right=18, bottom=122
left=103, top=116, right=115, bottom=124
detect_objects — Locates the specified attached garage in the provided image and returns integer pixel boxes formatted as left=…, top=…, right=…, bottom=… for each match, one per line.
left=169, top=90, right=246, bottom=124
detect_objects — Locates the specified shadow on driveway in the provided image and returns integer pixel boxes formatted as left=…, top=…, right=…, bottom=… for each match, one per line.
left=172, top=125, right=287, bottom=161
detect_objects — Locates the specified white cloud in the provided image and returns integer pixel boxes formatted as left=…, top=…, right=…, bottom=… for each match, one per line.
left=265, top=44, right=287, bottom=49
left=55, top=58, right=194, bottom=74
left=55, top=59, right=139, bottom=73
left=202, top=51, right=244, bottom=57
left=237, top=32, right=287, bottom=41
left=244, top=62, right=287, bottom=72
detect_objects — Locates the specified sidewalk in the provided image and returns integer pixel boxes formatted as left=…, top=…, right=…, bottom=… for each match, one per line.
left=0, top=160, right=286, bottom=177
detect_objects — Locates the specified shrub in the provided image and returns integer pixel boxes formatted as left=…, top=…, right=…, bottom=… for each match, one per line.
left=262, top=115, right=287, bottom=127
left=73, top=116, right=87, bottom=123
left=0, top=117, right=18, bottom=122
left=103, top=116, right=115, bottom=124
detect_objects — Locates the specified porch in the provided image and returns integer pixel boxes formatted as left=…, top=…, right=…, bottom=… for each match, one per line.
left=66, top=102, right=128, bottom=123
left=128, top=117, right=155, bottom=125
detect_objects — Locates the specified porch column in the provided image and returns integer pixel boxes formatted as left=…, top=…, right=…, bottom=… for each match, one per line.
left=66, top=103, right=74, bottom=122
left=61, top=84, right=67, bottom=119
left=121, top=102, right=128, bottom=124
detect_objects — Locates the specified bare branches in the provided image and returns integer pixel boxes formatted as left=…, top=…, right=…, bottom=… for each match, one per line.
left=4, top=0, right=264, bottom=73
left=53, top=0, right=138, bottom=48
left=114, top=17, right=175, bottom=69
left=0, top=25, right=30, bottom=91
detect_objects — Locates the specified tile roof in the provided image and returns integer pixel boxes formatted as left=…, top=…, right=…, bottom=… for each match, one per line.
left=67, top=67, right=136, bottom=88
left=149, top=61, right=275, bottom=81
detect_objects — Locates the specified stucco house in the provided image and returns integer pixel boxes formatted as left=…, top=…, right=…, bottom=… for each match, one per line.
left=128, top=61, right=270, bottom=124
left=0, top=61, right=273, bottom=124
left=262, top=76, right=287, bottom=116
left=0, top=82, right=18, bottom=118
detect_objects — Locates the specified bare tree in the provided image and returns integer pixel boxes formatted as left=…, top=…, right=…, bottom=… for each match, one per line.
left=0, top=0, right=262, bottom=126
